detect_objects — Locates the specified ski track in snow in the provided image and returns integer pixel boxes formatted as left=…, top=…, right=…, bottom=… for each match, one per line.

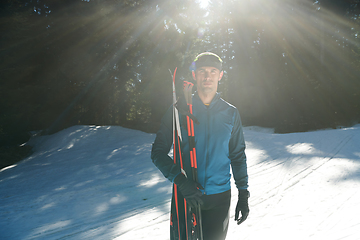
left=0, top=125, right=360, bottom=240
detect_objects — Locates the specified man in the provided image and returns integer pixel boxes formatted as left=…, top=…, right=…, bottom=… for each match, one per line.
left=151, top=52, right=249, bottom=240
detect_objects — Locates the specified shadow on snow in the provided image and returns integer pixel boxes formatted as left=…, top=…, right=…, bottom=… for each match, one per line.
left=0, top=125, right=171, bottom=239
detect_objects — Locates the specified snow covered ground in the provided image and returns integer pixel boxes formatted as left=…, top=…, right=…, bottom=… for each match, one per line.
left=0, top=124, right=359, bottom=240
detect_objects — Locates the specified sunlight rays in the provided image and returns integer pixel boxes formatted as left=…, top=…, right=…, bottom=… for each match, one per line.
left=232, top=0, right=359, bottom=105
left=43, top=0, right=359, bottom=135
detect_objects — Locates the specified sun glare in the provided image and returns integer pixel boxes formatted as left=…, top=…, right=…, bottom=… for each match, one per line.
left=198, top=0, right=209, bottom=9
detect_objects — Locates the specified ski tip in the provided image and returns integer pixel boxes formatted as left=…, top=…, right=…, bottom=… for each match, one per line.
left=173, top=68, right=178, bottom=82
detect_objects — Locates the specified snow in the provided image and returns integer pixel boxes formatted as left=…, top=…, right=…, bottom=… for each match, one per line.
left=1, top=124, right=359, bottom=240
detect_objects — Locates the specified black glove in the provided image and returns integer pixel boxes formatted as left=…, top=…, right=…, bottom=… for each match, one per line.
left=235, top=189, right=250, bottom=225
left=174, top=174, right=204, bottom=208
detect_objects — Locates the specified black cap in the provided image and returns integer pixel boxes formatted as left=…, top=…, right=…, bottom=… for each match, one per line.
left=193, top=52, right=223, bottom=71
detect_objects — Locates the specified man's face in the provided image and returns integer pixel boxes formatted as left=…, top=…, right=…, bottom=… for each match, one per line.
left=192, top=66, right=223, bottom=95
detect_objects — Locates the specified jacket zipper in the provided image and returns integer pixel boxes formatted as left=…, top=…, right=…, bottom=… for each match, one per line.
left=204, top=107, right=210, bottom=195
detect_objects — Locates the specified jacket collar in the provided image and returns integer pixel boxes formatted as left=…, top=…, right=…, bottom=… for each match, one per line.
left=193, top=92, right=221, bottom=109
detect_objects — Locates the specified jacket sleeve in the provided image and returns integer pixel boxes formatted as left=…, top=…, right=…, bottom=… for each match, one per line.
left=229, top=109, right=248, bottom=190
left=151, top=106, right=181, bottom=182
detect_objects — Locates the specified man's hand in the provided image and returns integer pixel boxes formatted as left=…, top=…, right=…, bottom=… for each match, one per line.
left=235, top=190, right=250, bottom=225
left=174, top=174, right=203, bottom=208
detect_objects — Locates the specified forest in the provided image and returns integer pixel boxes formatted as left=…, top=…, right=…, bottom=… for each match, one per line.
left=0, top=0, right=359, bottom=166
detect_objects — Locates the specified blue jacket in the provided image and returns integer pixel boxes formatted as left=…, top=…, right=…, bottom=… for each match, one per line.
left=151, top=92, right=248, bottom=195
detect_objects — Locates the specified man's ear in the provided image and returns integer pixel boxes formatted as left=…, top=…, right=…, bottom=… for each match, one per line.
left=219, top=71, right=224, bottom=81
left=192, top=70, right=196, bottom=81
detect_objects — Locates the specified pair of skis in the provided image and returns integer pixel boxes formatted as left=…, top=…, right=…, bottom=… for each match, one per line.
left=170, top=68, right=203, bottom=240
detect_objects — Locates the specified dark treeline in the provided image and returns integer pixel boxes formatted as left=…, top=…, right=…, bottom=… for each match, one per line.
left=0, top=0, right=359, bottom=150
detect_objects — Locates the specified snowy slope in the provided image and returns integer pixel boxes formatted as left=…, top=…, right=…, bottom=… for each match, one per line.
left=0, top=125, right=359, bottom=240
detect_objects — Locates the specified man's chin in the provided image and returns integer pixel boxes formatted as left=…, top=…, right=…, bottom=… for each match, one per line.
left=201, top=85, right=213, bottom=90
left=200, top=88, right=215, bottom=94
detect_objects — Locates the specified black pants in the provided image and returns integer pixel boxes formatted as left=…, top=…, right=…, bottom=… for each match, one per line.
left=201, top=190, right=231, bottom=240
left=170, top=189, right=231, bottom=240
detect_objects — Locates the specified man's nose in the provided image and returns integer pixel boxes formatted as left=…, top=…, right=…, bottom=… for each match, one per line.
left=204, top=71, right=210, bottom=80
